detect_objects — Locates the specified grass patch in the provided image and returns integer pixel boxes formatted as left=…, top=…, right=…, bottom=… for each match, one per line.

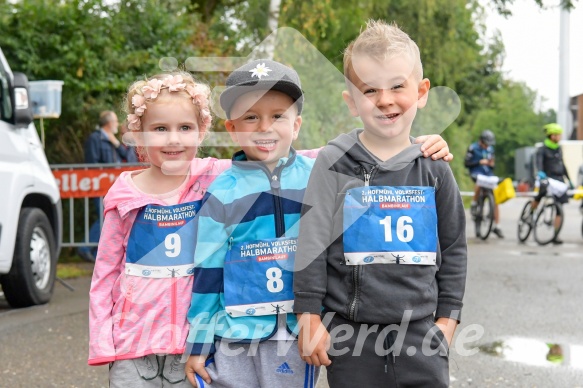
left=59, top=247, right=91, bottom=263
left=462, top=195, right=473, bottom=209
left=57, top=263, right=94, bottom=279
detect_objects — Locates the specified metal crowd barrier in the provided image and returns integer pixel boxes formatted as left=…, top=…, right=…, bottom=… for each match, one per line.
left=50, top=162, right=143, bottom=248
left=49, top=164, right=583, bottom=249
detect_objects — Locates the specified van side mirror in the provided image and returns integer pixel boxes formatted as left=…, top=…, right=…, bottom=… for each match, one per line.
left=12, top=72, right=33, bottom=128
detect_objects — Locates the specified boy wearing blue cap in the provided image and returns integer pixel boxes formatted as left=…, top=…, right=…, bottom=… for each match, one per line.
left=185, top=59, right=319, bottom=388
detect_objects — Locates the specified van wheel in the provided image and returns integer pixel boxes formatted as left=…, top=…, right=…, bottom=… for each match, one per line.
left=0, top=208, right=56, bottom=308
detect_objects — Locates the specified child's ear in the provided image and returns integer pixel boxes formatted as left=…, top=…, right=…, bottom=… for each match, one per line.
left=342, top=90, right=360, bottom=117
left=417, top=78, right=431, bottom=109
left=292, top=115, right=302, bottom=141
left=225, top=120, right=238, bottom=143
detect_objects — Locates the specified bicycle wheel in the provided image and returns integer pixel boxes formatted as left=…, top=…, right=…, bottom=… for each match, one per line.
left=534, top=201, right=563, bottom=245
left=517, top=200, right=533, bottom=242
left=476, top=190, right=495, bottom=240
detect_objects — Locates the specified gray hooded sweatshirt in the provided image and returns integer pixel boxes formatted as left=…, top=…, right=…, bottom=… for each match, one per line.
left=293, top=129, right=467, bottom=324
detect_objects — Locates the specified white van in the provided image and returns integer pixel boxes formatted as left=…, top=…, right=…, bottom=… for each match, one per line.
left=0, top=47, right=62, bottom=307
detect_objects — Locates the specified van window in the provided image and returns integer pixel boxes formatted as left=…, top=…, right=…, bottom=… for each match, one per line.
left=0, top=66, right=13, bottom=122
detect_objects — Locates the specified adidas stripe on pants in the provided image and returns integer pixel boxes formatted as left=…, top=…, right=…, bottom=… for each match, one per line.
left=194, top=340, right=318, bottom=388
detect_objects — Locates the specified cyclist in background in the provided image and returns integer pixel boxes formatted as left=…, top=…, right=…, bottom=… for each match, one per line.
left=465, top=129, right=504, bottom=238
left=532, top=123, right=573, bottom=244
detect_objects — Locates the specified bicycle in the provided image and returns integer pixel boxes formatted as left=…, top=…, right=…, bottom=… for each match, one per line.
left=517, top=179, right=565, bottom=245
left=472, top=175, right=498, bottom=240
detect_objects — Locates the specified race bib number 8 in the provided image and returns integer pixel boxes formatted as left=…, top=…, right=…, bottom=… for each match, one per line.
left=266, top=267, right=284, bottom=292
left=343, top=186, right=437, bottom=265
left=224, top=238, right=296, bottom=317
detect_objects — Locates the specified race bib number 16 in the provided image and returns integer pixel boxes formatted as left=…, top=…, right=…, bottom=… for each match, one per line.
left=343, top=186, right=437, bottom=265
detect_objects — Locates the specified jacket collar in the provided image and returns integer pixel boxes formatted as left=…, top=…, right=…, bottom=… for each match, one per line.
left=231, top=147, right=297, bottom=173
left=104, top=170, right=201, bottom=218
left=330, top=129, right=422, bottom=172
left=98, top=127, right=110, bottom=140
left=544, top=138, right=560, bottom=150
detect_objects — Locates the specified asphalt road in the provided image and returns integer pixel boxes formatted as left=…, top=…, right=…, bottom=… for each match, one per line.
left=1, top=198, right=582, bottom=387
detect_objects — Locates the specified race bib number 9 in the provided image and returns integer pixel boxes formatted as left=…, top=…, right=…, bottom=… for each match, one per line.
left=343, top=186, right=437, bottom=265
left=224, top=238, right=296, bottom=317
left=125, top=201, right=201, bottom=278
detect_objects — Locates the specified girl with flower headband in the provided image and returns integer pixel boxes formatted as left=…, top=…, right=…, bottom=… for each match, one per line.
left=88, top=70, right=452, bottom=386
left=88, top=72, right=227, bottom=387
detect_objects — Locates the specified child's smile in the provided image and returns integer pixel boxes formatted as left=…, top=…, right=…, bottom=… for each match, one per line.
left=226, top=90, right=301, bottom=171
left=254, top=139, right=278, bottom=152
left=139, top=96, right=201, bottom=175
left=375, top=112, right=401, bottom=123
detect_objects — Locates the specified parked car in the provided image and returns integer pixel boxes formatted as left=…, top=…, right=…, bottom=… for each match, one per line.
left=0, top=47, right=62, bottom=307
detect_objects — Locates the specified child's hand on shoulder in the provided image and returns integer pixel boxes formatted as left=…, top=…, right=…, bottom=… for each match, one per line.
left=415, top=135, right=453, bottom=161
left=185, top=355, right=211, bottom=387
left=297, top=313, right=332, bottom=367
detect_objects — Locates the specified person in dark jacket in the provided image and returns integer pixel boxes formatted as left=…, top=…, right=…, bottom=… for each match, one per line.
left=532, top=123, right=573, bottom=244
left=78, top=111, right=127, bottom=261
left=119, top=121, right=139, bottom=163
left=293, top=21, right=466, bottom=388
left=84, top=111, right=128, bottom=164
left=464, top=129, right=504, bottom=238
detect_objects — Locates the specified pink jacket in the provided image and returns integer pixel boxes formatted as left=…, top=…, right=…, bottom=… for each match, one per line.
left=88, top=157, right=230, bottom=366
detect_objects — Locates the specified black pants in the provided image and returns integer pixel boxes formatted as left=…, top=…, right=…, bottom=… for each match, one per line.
left=324, top=312, right=449, bottom=388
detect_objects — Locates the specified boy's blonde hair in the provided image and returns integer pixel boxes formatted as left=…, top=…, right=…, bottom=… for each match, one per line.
left=343, top=20, right=423, bottom=87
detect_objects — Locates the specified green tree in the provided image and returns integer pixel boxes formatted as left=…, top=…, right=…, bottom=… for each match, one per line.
left=470, top=81, right=550, bottom=179
left=278, top=0, right=504, bottom=180
left=0, top=0, right=197, bottom=163
left=1, top=0, right=528, bottom=187
left=490, top=0, right=577, bottom=17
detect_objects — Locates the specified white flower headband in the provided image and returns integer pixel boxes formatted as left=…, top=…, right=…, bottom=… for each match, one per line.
left=127, top=74, right=212, bottom=131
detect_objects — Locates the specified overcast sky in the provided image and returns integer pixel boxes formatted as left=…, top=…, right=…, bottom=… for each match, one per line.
left=483, top=0, right=583, bottom=112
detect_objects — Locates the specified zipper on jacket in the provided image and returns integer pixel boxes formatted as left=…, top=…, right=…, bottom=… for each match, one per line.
left=349, top=164, right=377, bottom=320
left=363, top=165, right=377, bottom=186
left=171, top=267, right=177, bottom=349
left=348, top=265, right=360, bottom=320
left=269, top=165, right=286, bottom=237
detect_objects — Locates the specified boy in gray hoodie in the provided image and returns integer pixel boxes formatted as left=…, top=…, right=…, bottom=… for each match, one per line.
left=293, top=20, right=467, bottom=387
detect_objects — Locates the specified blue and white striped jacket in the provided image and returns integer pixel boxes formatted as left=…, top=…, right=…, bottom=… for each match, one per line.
left=187, top=149, right=314, bottom=355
